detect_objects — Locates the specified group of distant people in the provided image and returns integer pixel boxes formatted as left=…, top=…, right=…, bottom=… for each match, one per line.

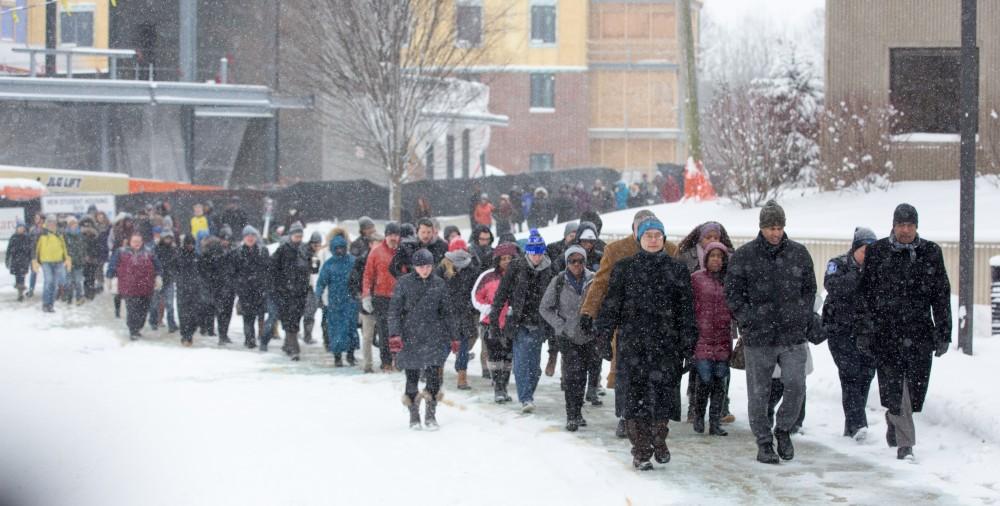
left=5, top=190, right=951, bottom=470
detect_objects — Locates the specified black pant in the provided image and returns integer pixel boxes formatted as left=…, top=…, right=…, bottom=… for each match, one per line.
left=838, top=367, right=876, bottom=434
left=563, top=340, right=602, bottom=420
left=768, top=378, right=806, bottom=432
left=125, top=296, right=151, bottom=335
left=278, top=292, right=307, bottom=333
left=373, top=296, right=392, bottom=368
left=83, top=263, right=97, bottom=299
left=242, top=297, right=265, bottom=342
left=405, top=366, right=442, bottom=402
left=483, top=325, right=514, bottom=370
left=212, top=288, right=235, bottom=338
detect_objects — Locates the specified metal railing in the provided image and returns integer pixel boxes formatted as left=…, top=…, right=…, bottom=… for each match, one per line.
left=992, top=261, right=999, bottom=335
left=12, top=47, right=137, bottom=79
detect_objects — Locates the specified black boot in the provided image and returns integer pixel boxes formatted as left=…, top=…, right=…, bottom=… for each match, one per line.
left=897, top=446, right=914, bottom=460
left=652, top=420, right=671, bottom=464
left=245, top=336, right=257, bottom=349
left=218, top=335, right=232, bottom=346
left=16, top=285, right=24, bottom=302
left=693, top=380, right=710, bottom=434
left=493, top=369, right=508, bottom=403
left=757, top=443, right=780, bottom=464
left=709, top=377, right=729, bottom=436
left=616, top=418, right=628, bottom=439
left=302, top=320, right=315, bottom=345
left=423, top=392, right=440, bottom=431
left=404, top=394, right=421, bottom=430
left=775, top=430, right=794, bottom=461
left=346, top=351, right=356, bottom=366
left=334, top=354, right=344, bottom=367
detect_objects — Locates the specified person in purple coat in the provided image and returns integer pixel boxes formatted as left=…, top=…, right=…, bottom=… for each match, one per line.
left=690, top=242, right=735, bottom=437
left=107, top=232, right=162, bottom=340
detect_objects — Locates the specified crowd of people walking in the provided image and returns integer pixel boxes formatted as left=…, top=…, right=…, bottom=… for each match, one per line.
left=4, top=192, right=951, bottom=470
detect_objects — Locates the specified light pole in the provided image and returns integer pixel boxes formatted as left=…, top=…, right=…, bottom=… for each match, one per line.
left=958, top=0, right=978, bottom=355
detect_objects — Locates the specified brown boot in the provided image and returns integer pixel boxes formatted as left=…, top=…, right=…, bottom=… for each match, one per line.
left=652, top=420, right=671, bottom=463
left=457, top=370, right=470, bottom=390
left=625, top=420, right=655, bottom=470
left=544, top=351, right=558, bottom=377
left=285, top=331, right=300, bottom=361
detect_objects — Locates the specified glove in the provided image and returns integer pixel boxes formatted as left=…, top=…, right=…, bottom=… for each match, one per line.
left=362, top=296, right=374, bottom=314
left=579, top=314, right=594, bottom=336
left=32, top=259, right=41, bottom=273
left=109, top=278, right=118, bottom=295
left=451, top=340, right=460, bottom=354
left=388, top=336, right=403, bottom=353
left=856, top=334, right=873, bottom=358
left=154, top=276, right=163, bottom=290
left=64, top=258, right=73, bottom=272
left=934, top=340, right=950, bottom=357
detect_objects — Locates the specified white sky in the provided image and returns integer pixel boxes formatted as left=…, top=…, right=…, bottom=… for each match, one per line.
left=703, top=0, right=825, bottom=28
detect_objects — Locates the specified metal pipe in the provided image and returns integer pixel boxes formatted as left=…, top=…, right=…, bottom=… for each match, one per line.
left=958, top=0, right=978, bottom=354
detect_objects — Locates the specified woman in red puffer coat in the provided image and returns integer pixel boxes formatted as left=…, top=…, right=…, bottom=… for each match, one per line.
left=690, top=241, right=734, bottom=436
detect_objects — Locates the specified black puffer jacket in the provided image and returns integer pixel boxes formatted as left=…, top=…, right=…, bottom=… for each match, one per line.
left=174, top=245, right=211, bottom=312
left=596, top=249, right=697, bottom=421
left=725, top=233, right=816, bottom=348
left=5, top=231, right=33, bottom=275
left=154, top=242, right=179, bottom=286
left=232, top=243, right=271, bottom=310
left=823, top=252, right=875, bottom=371
left=489, top=254, right=554, bottom=331
left=199, top=236, right=234, bottom=293
left=388, top=273, right=457, bottom=370
left=270, top=240, right=315, bottom=299
left=390, top=237, right=448, bottom=278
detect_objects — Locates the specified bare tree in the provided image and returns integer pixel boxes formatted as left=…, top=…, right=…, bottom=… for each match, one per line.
left=285, top=0, right=508, bottom=220
left=817, top=98, right=899, bottom=193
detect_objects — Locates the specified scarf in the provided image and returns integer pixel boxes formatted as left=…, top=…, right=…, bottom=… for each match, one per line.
left=889, top=232, right=921, bottom=261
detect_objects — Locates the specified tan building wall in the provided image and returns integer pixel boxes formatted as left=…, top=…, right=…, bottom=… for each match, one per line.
left=825, top=0, right=1000, bottom=181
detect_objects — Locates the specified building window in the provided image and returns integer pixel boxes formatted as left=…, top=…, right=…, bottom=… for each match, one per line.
left=890, top=48, right=962, bottom=134
left=530, top=153, right=554, bottom=172
left=456, top=1, right=482, bottom=48
left=531, top=2, right=557, bottom=45
left=59, top=3, right=95, bottom=47
left=530, top=73, right=555, bottom=110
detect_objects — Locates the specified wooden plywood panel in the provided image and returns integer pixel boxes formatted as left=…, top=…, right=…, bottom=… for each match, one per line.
left=651, top=139, right=678, bottom=165
left=625, top=139, right=652, bottom=170
left=625, top=72, right=650, bottom=129
left=601, top=139, right=629, bottom=169
left=647, top=72, right=677, bottom=128
left=599, top=4, right=626, bottom=39
left=651, top=11, right=676, bottom=39
left=592, top=71, right=626, bottom=127
left=626, top=8, right=650, bottom=39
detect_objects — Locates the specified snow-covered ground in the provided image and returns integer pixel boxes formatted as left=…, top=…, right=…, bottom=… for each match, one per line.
left=0, top=266, right=998, bottom=505
left=529, top=178, right=1000, bottom=243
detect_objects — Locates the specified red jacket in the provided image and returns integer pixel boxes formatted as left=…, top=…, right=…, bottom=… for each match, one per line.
left=691, top=269, right=733, bottom=361
left=472, top=268, right=508, bottom=328
left=473, top=203, right=494, bottom=226
left=112, top=247, right=159, bottom=298
left=362, top=241, right=397, bottom=298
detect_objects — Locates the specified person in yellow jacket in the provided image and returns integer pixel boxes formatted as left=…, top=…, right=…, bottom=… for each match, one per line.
left=190, top=203, right=210, bottom=239
left=33, top=215, right=72, bottom=313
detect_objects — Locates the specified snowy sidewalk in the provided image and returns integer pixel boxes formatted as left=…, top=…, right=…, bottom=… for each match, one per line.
left=0, top=290, right=997, bottom=505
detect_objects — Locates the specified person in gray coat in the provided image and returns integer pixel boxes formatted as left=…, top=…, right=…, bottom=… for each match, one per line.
left=539, top=245, right=596, bottom=432
left=388, top=249, right=458, bottom=431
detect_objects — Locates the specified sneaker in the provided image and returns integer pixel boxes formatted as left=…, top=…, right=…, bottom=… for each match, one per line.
left=721, top=413, right=736, bottom=424
left=757, top=443, right=780, bottom=465
left=775, top=430, right=795, bottom=461
left=26, top=289, right=34, bottom=298
left=75, top=298, right=85, bottom=306
left=181, top=339, right=193, bottom=348
left=521, top=402, right=535, bottom=414
left=597, top=386, right=606, bottom=397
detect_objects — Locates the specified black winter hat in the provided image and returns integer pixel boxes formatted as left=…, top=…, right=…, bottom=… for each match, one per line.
left=400, top=223, right=416, bottom=239
left=288, top=222, right=304, bottom=236
left=412, top=248, right=434, bottom=267
left=851, top=227, right=877, bottom=251
left=759, top=200, right=786, bottom=229
left=309, top=231, right=323, bottom=244
left=384, top=221, right=401, bottom=237
left=893, top=203, right=918, bottom=226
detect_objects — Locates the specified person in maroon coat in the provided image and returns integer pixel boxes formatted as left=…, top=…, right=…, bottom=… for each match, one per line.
left=690, top=241, right=734, bottom=436
left=107, top=232, right=162, bottom=340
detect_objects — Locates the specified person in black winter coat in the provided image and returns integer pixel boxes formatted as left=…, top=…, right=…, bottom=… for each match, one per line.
left=725, top=200, right=815, bottom=465
left=199, top=233, right=236, bottom=345
left=5, top=223, right=33, bottom=301
left=554, top=185, right=577, bottom=224
left=388, top=249, right=458, bottom=430
left=489, top=230, right=555, bottom=413
left=270, top=223, right=313, bottom=360
left=468, top=224, right=495, bottom=272
left=551, top=221, right=604, bottom=273
left=435, top=238, right=481, bottom=390
left=546, top=222, right=578, bottom=266
left=527, top=188, right=554, bottom=229
left=596, top=217, right=697, bottom=471
left=219, top=200, right=249, bottom=235
left=174, top=234, right=210, bottom=346
left=233, top=226, right=271, bottom=350
left=390, top=219, right=448, bottom=278
left=822, top=227, right=878, bottom=440
left=149, top=231, right=179, bottom=332
left=350, top=217, right=377, bottom=258
left=855, top=204, right=951, bottom=461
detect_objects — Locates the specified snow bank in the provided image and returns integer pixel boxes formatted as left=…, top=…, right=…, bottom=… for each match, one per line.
left=528, top=178, right=1000, bottom=244
left=991, top=255, right=1000, bottom=268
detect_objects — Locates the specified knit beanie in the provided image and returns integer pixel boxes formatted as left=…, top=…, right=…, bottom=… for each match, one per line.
left=358, top=216, right=375, bottom=232
left=636, top=217, right=665, bottom=239
left=851, top=226, right=877, bottom=251
left=493, top=242, right=518, bottom=259
left=564, top=245, right=587, bottom=262
left=699, top=222, right=722, bottom=242
left=309, top=231, right=323, bottom=244
left=412, top=248, right=434, bottom=267
left=525, top=229, right=546, bottom=255
left=448, top=238, right=468, bottom=252
left=893, top=203, right=918, bottom=226
left=288, top=222, right=304, bottom=236
left=563, top=222, right=579, bottom=239
left=384, top=221, right=401, bottom=237
left=759, top=200, right=786, bottom=229
left=242, top=225, right=259, bottom=238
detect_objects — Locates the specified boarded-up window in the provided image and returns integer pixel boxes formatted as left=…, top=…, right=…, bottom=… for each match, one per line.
left=456, top=3, right=482, bottom=47
left=890, top=48, right=963, bottom=134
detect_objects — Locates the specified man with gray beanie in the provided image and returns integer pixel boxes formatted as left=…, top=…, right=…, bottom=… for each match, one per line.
left=351, top=217, right=376, bottom=258
left=546, top=222, right=579, bottom=265
left=856, top=203, right=950, bottom=461
left=726, top=200, right=815, bottom=464
left=822, top=226, right=878, bottom=441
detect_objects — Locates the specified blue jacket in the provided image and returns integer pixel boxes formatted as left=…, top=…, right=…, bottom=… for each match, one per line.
left=316, top=236, right=356, bottom=305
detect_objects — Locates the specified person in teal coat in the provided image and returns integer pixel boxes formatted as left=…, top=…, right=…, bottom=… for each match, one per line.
left=316, top=235, right=360, bottom=367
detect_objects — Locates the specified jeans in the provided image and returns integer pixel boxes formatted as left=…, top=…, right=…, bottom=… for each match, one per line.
left=148, top=282, right=177, bottom=330
left=41, top=262, right=66, bottom=307
left=64, top=267, right=84, bottom=302
left=262, top=295, right=279, bottom=344
left=695, top=359, right=730, bottom=384
left=745, top=343, right=807, bottom=445
left=453, top=316, right=475, bottom=372
left=512, top=325, right=546, bottom=404
left=29, top=269, right=37, bottom=292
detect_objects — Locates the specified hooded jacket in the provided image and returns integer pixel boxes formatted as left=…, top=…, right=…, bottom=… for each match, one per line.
left=539, top=268, right=595, bottom=345
left=316, top=235, right=357, bottom=306
left=468, top=224, right=495, bottom=271
left=690, top=242, right=734, bottom=361
left=489, top=253, right=554, bottom=330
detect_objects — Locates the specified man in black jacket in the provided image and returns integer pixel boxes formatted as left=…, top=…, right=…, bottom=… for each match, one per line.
left=233, top=226, right=270, bottom=349
left=822, top=227, right=878, bottom=441
left=149, top=230, right=179, bottom=333
left=489, top=230, right=554, bottom=413
left=856, top=204, right=951, bottom=461
left=270, top=223, right=314, bottom=361
left=469, top=224, right=495, bottom=272
left=350, top=217, right=376, bottom=258
left=390, top=218, right=448, bottom=278
left=726, top=200, right=815, bottom=464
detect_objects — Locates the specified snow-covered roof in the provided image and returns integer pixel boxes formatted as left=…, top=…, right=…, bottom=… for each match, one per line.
left=0, top=178, right=46, bottom=190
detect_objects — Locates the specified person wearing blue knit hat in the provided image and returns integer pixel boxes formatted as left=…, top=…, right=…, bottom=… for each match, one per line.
left=489, top=228, right=555, bottom=414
